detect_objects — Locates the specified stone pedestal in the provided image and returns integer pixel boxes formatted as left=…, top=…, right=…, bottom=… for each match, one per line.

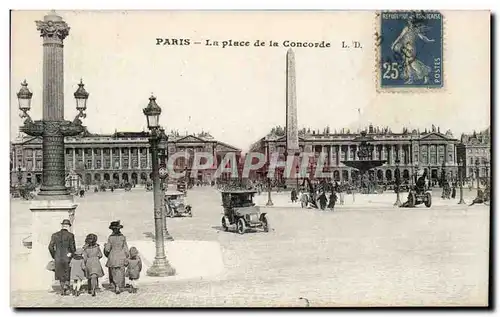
left=28, top=198, right=77, bottom=291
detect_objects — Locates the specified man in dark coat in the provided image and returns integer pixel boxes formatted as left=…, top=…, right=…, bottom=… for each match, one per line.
left=48, top=219, right=76, bottom=295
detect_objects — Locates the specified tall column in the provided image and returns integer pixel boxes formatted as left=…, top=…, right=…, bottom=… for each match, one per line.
left=138, top=148, right=142, bottom=169
left=91, top=149, right=95, bottom=170
left=28, top=12, right=78, bottom=292
left=128, top=146, right=132, bottom=169
left=100, top=148, right=104, bottom=170
left=119, top=147, right=123, bottom=169
left=381, top=145, right=386, bottom=162
left=147, top=148, right=151, bottom=169
left=329, top=145, right=334, bottom=166
left=82, top=148, right=85, bottom=169
left=444, top=143, right=448, bottom=165
left=427, top=144, right=431, bottom=166
left=35, top=13, right=71, bottom=197
left=72, top=148, right=76, bottom=170
left=110, top=148, right=114, bottom=169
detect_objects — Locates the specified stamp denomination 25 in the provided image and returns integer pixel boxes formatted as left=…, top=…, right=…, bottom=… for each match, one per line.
left=379, top=11, right=443, bottom=89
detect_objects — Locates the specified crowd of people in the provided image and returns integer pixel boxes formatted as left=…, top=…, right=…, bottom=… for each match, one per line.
left=48, top=220, right=142, bottom=296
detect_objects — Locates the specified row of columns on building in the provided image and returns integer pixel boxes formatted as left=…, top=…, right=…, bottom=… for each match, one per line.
left=323, top=144, right=411, bottom=165
left=66, top=147, right=151, bottom=170
left=268, top=143, right=456, bottom=167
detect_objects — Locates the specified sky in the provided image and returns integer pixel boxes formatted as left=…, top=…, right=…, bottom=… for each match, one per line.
left=10, top=10, right=490, bottom=150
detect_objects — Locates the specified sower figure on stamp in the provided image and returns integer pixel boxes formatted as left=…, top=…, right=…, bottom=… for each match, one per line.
left=104, top=221, right=129, bottom=294
left=391, top=16, right=435, bottom=84
left=48, top=219, right=76, bottom=296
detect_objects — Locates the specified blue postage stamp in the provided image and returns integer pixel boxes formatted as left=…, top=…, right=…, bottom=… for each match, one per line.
left=379, top=11, right=443, bottom=88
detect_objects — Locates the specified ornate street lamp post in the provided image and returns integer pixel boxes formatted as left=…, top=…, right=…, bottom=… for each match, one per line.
left=266, top=163, right=274, bottom=206
left=157, top=128, right=174, bottom=241
left=18, top=11, right=89, bottom=290
left=458, top=158, right=466, bottom=204
left=143, top=95, right=176, bottom=277
left=265, top=143, right=274, bottom=206
left=393, top=159, right=402, bottom=207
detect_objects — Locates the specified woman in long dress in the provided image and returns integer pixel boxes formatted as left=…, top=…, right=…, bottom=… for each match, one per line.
left=104, top=221, right=129, bottom=294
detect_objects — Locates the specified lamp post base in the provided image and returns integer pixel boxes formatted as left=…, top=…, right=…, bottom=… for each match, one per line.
left=266, top=198, right=274, bottom=207
left=458, top=199, right=466, bottom=204
left=163, top=231, right=174, bottom=241
left=393, top=200, right=402, bottom=207
left=146, top=257, right=176, bottom=277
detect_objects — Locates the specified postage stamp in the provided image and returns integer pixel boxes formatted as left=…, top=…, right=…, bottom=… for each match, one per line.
left=379, top=11, right=443, bottom=89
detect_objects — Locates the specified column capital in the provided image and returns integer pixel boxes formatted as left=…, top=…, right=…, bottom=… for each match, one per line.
left=36, top=12, right=70, bottom=43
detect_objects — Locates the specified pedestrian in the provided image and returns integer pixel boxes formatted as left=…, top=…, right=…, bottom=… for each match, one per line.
left=339, top=186, right=345, bottom=205
left=83, top=233, right=105, bottom=297
left=291, top=188, right=297, bottom=203
left=318, top=191, right=328, bottom=210
left=469, top=189, right=485, bottom=206
left=48, top=219, right=76, bottom=296
left=70, top=248, right=86, bottom=296
left=451, top=184, right=457, bottom=199
left=328, top=191, right=337, bottom=211
left=300, top=191, right=308, bottom=208
left=126, top=247, right=143, bottom=293
left=104, top=221, right=129, bottom=294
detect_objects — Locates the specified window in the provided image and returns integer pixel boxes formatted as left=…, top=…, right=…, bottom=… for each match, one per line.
left=95, top=160, right=101, bottom=169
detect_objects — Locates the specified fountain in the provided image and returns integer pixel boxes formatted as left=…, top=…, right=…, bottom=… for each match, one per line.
left=341, top=131, right=386, bottom=193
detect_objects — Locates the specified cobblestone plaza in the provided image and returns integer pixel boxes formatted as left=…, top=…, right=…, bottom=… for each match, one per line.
left=11, top=187, right=489, bottom=307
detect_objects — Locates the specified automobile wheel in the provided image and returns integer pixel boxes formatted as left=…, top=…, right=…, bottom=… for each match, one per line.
left=237, top=218, right=246, bottom=235
left=408, top=193, right=416, bottom=208
left=261, top=215, right=269, bottom=232
left=221, top=216, right=229, bottom=231
left=425, top=192, right=432, bottom=208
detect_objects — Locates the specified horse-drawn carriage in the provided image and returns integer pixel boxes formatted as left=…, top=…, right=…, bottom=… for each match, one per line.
left=220, top=189, right=269, bottom=234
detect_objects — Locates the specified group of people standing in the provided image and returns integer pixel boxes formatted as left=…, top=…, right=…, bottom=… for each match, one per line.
left=291, top=187, right=345, bottom=211
left=48, top=220, right=143, bottom=296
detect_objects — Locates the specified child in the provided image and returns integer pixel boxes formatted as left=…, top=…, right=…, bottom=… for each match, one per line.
left=126, top=247, right=142, bottom=293
left=70, top=248, right=86, bottom=296
left=83, top=233, right=105, bottom=297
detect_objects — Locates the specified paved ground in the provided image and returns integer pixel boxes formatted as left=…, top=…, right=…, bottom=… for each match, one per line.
left=10, top=187, right=489, bottom=307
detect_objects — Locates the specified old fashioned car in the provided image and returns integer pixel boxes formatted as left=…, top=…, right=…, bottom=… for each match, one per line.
left=220, top=189, right=269, bottom=234
left=165, top=190, right=192, bottom=217
left=406, top=187, right=432, bottom=208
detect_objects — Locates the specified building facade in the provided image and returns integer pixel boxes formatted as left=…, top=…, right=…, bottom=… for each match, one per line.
left=249, top=125, right=460, bottom=184
left=10, top=130, right=240, bottom=187
left=457, top=127, right=490, bottom=180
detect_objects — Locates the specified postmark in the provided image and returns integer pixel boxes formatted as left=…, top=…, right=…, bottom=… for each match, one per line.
left=378, top=11, right=443, bottom=90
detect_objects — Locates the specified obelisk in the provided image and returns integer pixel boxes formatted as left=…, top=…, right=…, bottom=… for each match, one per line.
left=286, top=48, right=300, bottom=154
left=285, top=49, right=300, bottom=187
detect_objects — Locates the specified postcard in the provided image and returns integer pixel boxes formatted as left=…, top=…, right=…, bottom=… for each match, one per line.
left=10, top=10, right=490, bottom=307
